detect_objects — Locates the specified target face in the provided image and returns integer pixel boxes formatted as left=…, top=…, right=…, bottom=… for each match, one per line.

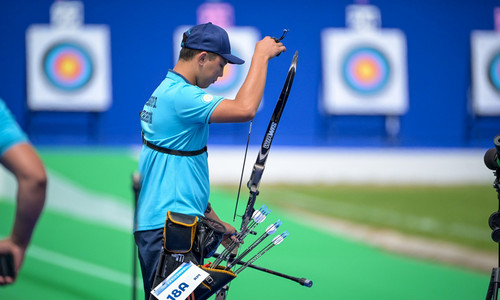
left=470, top=31, right=500, bottom=115
left=321, top=28, right=408, bottom=115
left=488, top=51, right=500, bottom=93
left=342, top=47, right=390, bottom=95
left=43, top=42, right=93, bottom=91
left=26, top=25, right=111, bottom=111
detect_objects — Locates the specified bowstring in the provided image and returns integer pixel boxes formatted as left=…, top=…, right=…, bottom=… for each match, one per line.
left=233, top=120, right=253, bottom=222
left=223, top=120, right=253, bottom=297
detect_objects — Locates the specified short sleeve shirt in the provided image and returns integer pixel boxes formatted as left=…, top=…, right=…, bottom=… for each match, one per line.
left=0, top=98, right=28, bottom=156
left=135, top=70, right=224, bottom=232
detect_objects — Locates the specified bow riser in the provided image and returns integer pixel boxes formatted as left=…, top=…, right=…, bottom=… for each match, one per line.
left=239, top=51, right=299, bottom=233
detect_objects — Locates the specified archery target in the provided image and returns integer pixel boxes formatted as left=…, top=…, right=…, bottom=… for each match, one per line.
left=173, top=26, right=260, bottom=101
left=488, top=52, right=500, bottom=92
left=342, top=47, right=390, bottom=95
left=471, top=31, right=500, bottom=116
left=42, top=42, right=93, bottom=91
left=321, top=28, right=408, bottom=115
left=26, top=25, right=112, bottom=111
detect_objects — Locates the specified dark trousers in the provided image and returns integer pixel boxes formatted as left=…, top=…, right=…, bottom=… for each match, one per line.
left=134, top=228, right=164, bottom=300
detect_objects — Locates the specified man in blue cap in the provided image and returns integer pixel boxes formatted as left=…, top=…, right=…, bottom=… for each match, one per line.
left=135, top=22, right=286, bottom=298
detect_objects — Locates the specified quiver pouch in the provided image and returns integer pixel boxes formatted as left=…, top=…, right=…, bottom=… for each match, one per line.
left=194, top=216, right=226, bottom=259
left=149, top=212, right=200, bottom=300
left=163, top=211, right=197, bottom=253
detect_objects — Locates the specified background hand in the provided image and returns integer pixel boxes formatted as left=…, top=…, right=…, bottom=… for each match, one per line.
left=0, top=237, right=25, bottom=286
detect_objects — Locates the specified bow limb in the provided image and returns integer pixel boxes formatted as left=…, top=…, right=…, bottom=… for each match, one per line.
left=239, top=51, right=298, bottom=233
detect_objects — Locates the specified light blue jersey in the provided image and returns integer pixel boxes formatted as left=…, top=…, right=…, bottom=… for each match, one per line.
left=135, top=70, right=224, bottom=232
left=0, top=98, right=28, bottom=156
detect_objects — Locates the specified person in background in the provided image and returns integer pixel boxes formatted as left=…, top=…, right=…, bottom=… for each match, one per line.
left=0, top=98, right=47, bottom=286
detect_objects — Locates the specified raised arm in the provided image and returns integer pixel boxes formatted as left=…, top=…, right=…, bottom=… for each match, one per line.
left=0, top=143, right=47, bottom=285
left=209, top=36, right=286, bottom=123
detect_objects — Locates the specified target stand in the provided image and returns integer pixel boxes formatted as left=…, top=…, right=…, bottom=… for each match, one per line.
left=486, top=180, right=500, bottom=300
left=485, top=136, right=500, bottom=300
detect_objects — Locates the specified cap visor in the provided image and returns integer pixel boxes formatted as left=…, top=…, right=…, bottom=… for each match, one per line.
left=221, top=53, right=245, bottom=65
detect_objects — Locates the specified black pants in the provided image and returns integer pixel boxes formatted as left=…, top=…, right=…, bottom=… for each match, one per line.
left=134, top=228, right=164, bottom=300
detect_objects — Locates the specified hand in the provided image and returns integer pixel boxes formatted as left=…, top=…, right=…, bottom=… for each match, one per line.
left=0, top=237, right=25, bottom=286
left=254, top=36, right=287, bottom=60
left=220, top=222, right=242, bottom=251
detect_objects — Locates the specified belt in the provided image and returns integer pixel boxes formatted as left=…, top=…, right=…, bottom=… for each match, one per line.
left=142, top=133, right=207, bottom=156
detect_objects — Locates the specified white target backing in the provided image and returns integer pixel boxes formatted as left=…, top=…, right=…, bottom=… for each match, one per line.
left=321, top=28, right=408, bottom=115
left=471, top=30, right=500, bottom=116
left=26, top=25, right=112, bottom=111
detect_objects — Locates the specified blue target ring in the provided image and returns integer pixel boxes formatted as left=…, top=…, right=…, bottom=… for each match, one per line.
left=488, top=51, right=500, bottom=93
left=342, top=47, right=390, bottom=95
left=43, top=42, right=93, bottom=91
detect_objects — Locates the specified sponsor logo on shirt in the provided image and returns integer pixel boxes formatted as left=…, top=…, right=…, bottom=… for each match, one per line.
left=203, top=94, right=214, bottom=103
left=145, top=96, right=157, bottom=108
left=140, top=110, right=152, bottom=124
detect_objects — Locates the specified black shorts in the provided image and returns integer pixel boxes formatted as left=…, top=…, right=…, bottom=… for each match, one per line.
left=134, top=228, right=163, bottom=300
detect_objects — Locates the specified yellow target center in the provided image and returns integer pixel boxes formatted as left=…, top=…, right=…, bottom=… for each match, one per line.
left=56, top=54, right=81, bottom=79
left=355, top=59, right=378, bottom=82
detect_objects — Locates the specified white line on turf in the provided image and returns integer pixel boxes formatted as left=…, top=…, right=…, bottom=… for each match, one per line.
left=28, top=245, right=138, bottom=286
left=0, top=168, right=133, bottom=231
left=0, top=169, right=138, bottom=285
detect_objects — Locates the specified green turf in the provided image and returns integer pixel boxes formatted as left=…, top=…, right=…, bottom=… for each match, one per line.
left=216, top=183, right=498, bottom=253
left=209, top=188, right=490, bottom=299
left=37, top=148, right=498, bottom=253
left=0, top=148, right=492, bottom=299
left=0, top=199, right=135, bottom=299
left=39, top=148, right=139, bottom=202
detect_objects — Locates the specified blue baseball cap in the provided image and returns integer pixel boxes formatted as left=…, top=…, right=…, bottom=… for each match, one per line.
left=181, top=22, right=244, bottom=65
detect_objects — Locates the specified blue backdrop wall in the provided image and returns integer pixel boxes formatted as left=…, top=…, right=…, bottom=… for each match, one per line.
left=1, top=0, right=499, bottom=148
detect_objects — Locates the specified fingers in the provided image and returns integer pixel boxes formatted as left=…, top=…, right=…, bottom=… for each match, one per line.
left=0, top=251, right=16, bottom=286
left=255, top=36, right=287, bottom=60
left=221, top=231, right=244, bottom=251
left=230, top=232, right=238, bottom=242
left=221, top=238, right=232, bottom=249
left=0, top=275, right=14, bottom=286
left=274, top=42, right=287, bottom=57
left=227, top=231, right=242, bottom=244
left=266, top=36, right=286, bottom=57
left=0, top=238, right=24, bottom=285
